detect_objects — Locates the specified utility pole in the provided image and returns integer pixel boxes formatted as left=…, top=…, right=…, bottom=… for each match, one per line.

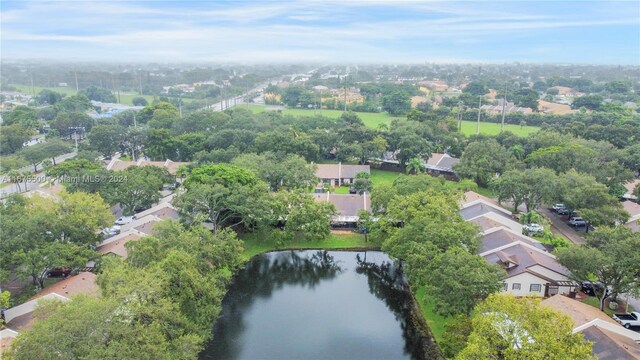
left=458, top=101, right=463, bottom=132
left=477, top=96, right=482, bottom=135
left=138, top=73, right=143, bottom=95
left=501, top=81, right=508, bottom=132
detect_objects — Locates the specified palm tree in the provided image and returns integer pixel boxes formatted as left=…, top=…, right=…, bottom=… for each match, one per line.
left=509, top=145, right=525, bottom=160
left=406, top=157, right=424, bottom=175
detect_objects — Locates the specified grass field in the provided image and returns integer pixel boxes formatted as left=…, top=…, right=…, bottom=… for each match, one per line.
left=371, top=168, right=402, bottom=187
left=243, top=104, right=539, bottom=136
left=415, top=287, right=451, bottom=343
left=459, top=120, right=540, bottom=137
left=10, top=84, right=156, bottom=106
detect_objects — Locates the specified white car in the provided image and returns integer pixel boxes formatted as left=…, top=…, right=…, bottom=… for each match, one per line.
left=523, top=223, right=544, bottom=234
left=115, top=215, right=136, bottom=225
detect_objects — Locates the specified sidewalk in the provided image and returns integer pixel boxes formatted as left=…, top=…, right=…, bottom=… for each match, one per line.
left=537, top=207, right=585, bottom=245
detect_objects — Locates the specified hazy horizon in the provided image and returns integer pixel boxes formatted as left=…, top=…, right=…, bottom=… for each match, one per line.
left=2, top=1, right=639, bottom=65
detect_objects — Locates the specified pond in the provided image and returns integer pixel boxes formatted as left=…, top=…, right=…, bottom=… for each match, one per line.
left=200, top=250, right=440, bottom=360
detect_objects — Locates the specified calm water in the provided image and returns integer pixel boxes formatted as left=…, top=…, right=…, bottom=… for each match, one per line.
left=200, top=250, right=439, bottom=360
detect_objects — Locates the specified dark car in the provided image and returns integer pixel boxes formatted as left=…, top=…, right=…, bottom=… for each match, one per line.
left=581, top=281, right=611, bottom=297
left=47, top=267, right=72, bottom=278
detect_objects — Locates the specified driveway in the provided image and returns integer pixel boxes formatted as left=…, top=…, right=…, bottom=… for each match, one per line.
left=537, top=207, right=586, bottom=245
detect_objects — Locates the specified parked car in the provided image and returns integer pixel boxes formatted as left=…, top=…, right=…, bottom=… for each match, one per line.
left=581, top=281, right=611, bottom=297
left=613, top=312, right=640, bottom=329
left=101, top=225, right=121, bottom=237
left=552, top=204, right=566, bottom=212
left=556, top=207, right=570, bottom=215
left=47, top=267, right=72, bottom=278
left=569, top=217, right=587, bottom=227
left=115, top=215, right=136, bottom=225
left=523, top=223, right=544, bottom=234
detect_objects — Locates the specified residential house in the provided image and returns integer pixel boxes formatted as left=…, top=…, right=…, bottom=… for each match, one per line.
left=134, top=202, right=180, bottom=221
left=97, top=230, right=144, bottom=259
left=542, top=295, right=640, bottom=359
left=1, top=272, right=99, bottom=350
left=120, top=215, right=162, bottom=234
left=312, top=193, right=371, bottom=228
left=459, top=200, right=515, bottom=222
left=623, top=200, right=640, bottom=233
left=459, top=193, right=575, bottom=297
left=315, top=163, right=370, bottom=187
left=425, top=153, right=459, bottom=178
left=106, top=158, right=190, bottom=176
left=623, top=179, right=639, bottom=201
left=479, top=229, right=574, bottom=297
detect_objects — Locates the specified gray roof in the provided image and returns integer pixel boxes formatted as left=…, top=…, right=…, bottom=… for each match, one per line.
left=582, top=326, right=640, bottom=360
left=460, top=202, right=513, bottom=221
left=312, top=193, right=371, bottom=217
left=480, top=228, right=547, bottom=253
left=483, top=243, right=570, bottom=279
left=315, top=164, right=370, bottom=180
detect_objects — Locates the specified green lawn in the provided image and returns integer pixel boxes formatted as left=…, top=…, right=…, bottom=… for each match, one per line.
left=581, top=296, right=635, bottom=316
left=415, top=287, right=451, bottom=343
left=459, top=120, right=540, bottom=137
left=333, top=186, right=351, bottom=194
left=240, top=232, right=371, bottom=260
left=371, top=168, right=402, bottom=187
left=10, top=84, right=78, bottom=97
left=9, top=84, right=156, bottom=106
left=244, top=104, right=398, bottom=129
left=243, top=104, right=539, bottom=136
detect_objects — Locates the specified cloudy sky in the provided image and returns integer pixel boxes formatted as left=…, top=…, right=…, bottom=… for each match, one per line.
left=1, top=1, right=639, bottom=64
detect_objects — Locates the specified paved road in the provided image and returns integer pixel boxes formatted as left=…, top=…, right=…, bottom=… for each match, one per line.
left=537, top=207, right=586, bottom=245
left=0, top=151, right=77, bottom=198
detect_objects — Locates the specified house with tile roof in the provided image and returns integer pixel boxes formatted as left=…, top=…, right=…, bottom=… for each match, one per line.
left=542, top=295, right=640, bottom=359
left=425, top=153, right=460, bottom=178
left=312, top=193, right=371, bottom=227
left=459, top=193, right=576, bottom=297
left=106, top=158, right=190, bottom=175
left=314, top=163, right=370, bottom=187
left=2, top=272, right=99, bottom=350
left=97, top=231, right=144, bottom=259
left=622, top=200, right=640, bottom=233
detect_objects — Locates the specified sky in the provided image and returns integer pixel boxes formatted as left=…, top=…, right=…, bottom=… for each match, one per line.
left=1, top=1, right=639, bottom=64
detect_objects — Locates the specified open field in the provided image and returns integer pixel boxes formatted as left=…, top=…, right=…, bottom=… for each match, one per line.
left=10, top=84, right=156, bottom=106
left=459, top=120, right=540, bottom=137
left=243, top=104, right=539, bottom=136
left=10, top=84, right=78, bottom=96
left=244, top=104, right=398, bottom=129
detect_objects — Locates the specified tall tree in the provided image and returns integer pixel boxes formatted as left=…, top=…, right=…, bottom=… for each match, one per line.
left=557, top=227, right=640, bottom=310
left=457, top=293, right=594, bottom=359
left=87, top=124, right=125, bottom=158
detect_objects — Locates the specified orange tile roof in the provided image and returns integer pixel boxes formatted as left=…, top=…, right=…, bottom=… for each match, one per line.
left=541, top=294, right=618, bottom=327
left=32, top=272, right=99, bottom=300
left=97, top=233, right=142, bottom=258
